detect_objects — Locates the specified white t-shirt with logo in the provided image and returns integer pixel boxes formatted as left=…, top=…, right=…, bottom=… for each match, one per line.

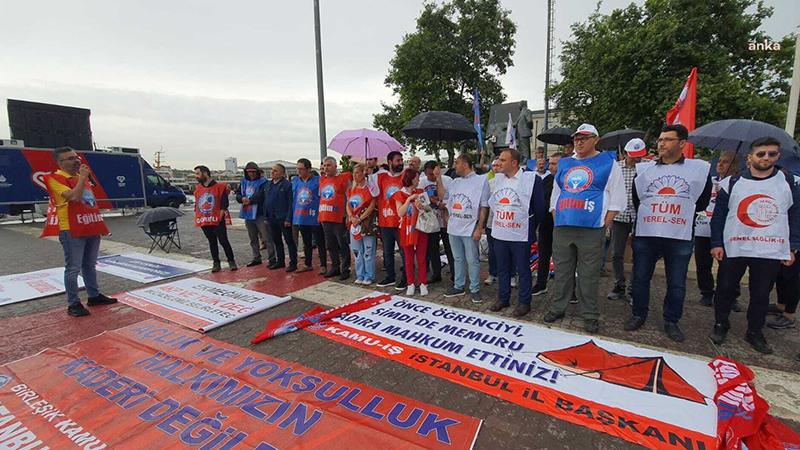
left=443, top=171, right=489, bottom=237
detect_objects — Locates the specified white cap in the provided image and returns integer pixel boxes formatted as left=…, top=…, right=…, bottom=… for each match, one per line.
left=624, top=138, right=647, bottom=157
left=572, top=123, right=599, bottom=137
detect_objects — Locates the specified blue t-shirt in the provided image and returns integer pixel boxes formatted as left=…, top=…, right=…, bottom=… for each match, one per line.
left=292, top=176, right=321, bottom=226
left=554, top=154, right=614, bottom=228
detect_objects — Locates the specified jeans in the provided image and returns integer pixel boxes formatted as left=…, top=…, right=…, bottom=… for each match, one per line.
left=380, top=227, right=406, bottom=283
left=535, top=217, right=554, bottom=289
left=550, top=226, right=605, bottom=320
left=298, top=225, right=326, bottom=268
left=403, top=233, right=429, bottom=285
left=245, top=217, right=275, bottom=263
left=268, top=220, right=297, bottom=267
left=322, top=221, right=351, bottom=272
left=715, top=257, right=781, bottom=332
left=201, top=221, right=235, bottom=264
left=351, top=235, right=377, bottom=282
left=631, top=236, right=694, bottom=323
left=495, top=239, right=532, bottom=305
left=449, top=234, right=481, bottom=294
left=59, top=231, right=100, bottom=306
left=610, top=221, right=632, bottom=289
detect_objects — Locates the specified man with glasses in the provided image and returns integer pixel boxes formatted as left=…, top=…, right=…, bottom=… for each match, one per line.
left=42, top=147, right=117, bottom=317
left=710, top=137, right=800, bottom=354
left=624, top=124, right=712, bottom=342
left=544, top=124, right=626, bottom=333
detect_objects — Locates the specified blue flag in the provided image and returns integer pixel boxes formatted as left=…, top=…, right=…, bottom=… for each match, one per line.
left=473, top=88, right=484, bottom=150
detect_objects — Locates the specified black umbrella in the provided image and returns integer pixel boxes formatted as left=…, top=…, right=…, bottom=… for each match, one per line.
left=137, top=207, right=184, bottom=227
left=597, top=128, right=645, bottom=151
left=688, top=119, right=799, bottom=158
left=401, top=111, right=476, bottom=141
left=537, top=127, right=574, bottom=146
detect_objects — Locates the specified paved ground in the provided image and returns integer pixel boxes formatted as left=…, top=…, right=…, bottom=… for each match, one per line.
left=2, top=211, right=799, bottom=449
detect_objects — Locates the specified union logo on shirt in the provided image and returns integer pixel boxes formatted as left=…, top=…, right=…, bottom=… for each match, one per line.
left=385, top=185, right=400, bottom=200
left=737, top=194, right=779, bottom=228
left=449, top=193, right=473, bottom=211
left=645, top=175, right=691, bottom=199
left=297, top=187, right=313, bottom=206
left=81, top=190, right=97, bottom=208
left=492, top=188, right=520, bottom=206
left=321, top=185, right=336, bottom=200
left=198, top=192, right=216, bottom=214
left=564, top=166, right=593, bottom=193
left=348, top=194, right=364, bottom=210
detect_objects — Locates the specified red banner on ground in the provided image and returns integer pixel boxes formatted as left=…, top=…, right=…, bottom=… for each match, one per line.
left=0, top=319, right=481, bottom=449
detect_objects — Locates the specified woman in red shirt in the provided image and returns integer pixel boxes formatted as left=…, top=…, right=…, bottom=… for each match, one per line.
left=392, top=169, right=430, bottom=296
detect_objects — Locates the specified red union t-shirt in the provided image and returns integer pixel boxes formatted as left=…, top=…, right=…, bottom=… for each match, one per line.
left=375, top=171, right=404, bottom=228
left=318, top=172, right=352, bottom=223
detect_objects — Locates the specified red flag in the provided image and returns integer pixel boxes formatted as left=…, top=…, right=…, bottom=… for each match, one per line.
left=666, top=67, right=697, bottom=158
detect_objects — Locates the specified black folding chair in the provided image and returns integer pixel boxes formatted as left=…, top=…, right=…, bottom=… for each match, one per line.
left=142, top=218, right=181, bottom=253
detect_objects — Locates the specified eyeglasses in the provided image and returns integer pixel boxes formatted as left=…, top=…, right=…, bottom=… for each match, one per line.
left=573, top=135, right=595, bottom=143
left=656, top=137, right=681, bottom=144
left=60, top=156, right=80, bottom=161
left=245, top=169, right=257, bottom=172
left=754, top=150, right=780, bottom=158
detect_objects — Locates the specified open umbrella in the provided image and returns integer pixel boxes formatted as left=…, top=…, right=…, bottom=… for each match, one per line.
left=537, top=127, right=574, bottom=146
left=402, top=111, right=476, bottom=141
left=328, top=128, right=404, bottom=160
left=137, top=207, right=184, bottom=227
left=597, top=128, right=645, bottom=151
left=688, top=119, right=800, bottom=158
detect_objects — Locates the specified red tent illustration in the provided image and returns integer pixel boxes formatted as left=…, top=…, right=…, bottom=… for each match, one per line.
left=537, top=340, right=706, bottom=404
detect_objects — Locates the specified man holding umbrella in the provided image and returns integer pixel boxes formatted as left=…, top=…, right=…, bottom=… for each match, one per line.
left=710, top=137, right=800, bottom=354
left=624, top=125, right=712, bottom=342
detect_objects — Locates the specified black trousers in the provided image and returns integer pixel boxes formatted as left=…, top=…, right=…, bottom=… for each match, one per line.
left=269, top=220, right=297, bottom=267
left=298, top=224, right=327, bottom=268
left=775, top=259, right=800, bottom=314
left=201, top=221, right=235, bottom=263
left=535, top=216, right=554, bottom=289
left=427, top=229, right=454, bottom=279
left=610, top=221, right=632, bottom=289
left=714, top=256, right=781, bottom=332
left=695, top=236, right=741, bottom=299
left=322, top=221, right=351, bottom=272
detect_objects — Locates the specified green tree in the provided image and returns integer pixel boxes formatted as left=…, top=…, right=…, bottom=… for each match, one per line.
left=549, top=0, right=796, bottom=146
left=373, top=0, right=516, bottom=165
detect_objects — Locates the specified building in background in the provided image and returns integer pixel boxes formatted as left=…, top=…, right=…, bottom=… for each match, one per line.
left=224, top=157, right=238, bottom=173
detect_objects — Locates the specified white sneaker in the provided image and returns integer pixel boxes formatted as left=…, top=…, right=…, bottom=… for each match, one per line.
left=419, top=284, right=428, bottom=296
left=406, top=284, right=415, bottom=296
left=484, top=275, right=496, bottom=285
left=355, top=279, right=364, bottom=285
left=510, top=275, right=518, bottom=288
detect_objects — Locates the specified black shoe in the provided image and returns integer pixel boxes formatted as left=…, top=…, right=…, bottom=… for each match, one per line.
left=67, top=303, right=90, bottom=317
left=246, top=259, right=262, bottom=267
left=211, top=262, right=222, bottom=273
left=664, top=322, right=685, bottom=342
left=376, top=278, right=395, bottom=287
left=426, top=275, right=442, bottom=284
left=607, top=286, right=625, bottom=300
left=512, top=304, right=531, bottom=317
left=87, top=293, right=118, bottom=306
left=584, top=319, right=599, bottom=334
left=228, top=261, right=238, bottom=271
left=339, top=270, right=350, bottom=281
left=394, top=279, right=407, bottom=291
left=731, top=300, right=743, bottom=313
left=285, top=265, right=297, bottom=273
left=532, top=285, right=548, bottom=296
left=543, top=311, right=565, bottom=323
left=699, top=295, right=713, bottom=307
left=710, top=323, right=729, bottom=345
left=745, top=331, right=773, bottom=354
left=323, top=269, right=340, bottom=278
left=624, top=316, right=646, bottom=331
left=268, top=263, right=285, bottom=270
left=444, top=287, right=466, bottom=298
left=489, top=301, right=510, bottom=312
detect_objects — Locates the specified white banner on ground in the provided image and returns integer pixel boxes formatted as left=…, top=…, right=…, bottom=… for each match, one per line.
left=0, top=268, right=84, bottom=306
left=117, top=277, right=290, bottom=332
left=96, top=252, right=209, bottom=283
left=311, top=295, right=718, bottom=450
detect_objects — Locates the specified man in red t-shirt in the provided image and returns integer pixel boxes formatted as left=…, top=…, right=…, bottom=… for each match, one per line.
left=369, top=150, right=407, bottom=289
left=319, top=156, right=352, bottom=279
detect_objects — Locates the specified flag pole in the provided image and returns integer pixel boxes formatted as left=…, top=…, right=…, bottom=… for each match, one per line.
left=786, top=33, right=800, bottom=135
left=313, top=0, right=327, bottom=161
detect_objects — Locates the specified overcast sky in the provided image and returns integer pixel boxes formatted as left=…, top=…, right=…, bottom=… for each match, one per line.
left=1, top=0, right=796, bottom=169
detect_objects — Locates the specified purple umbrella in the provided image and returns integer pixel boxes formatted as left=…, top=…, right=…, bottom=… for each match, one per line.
left=328, top=128, right=404, bottom=160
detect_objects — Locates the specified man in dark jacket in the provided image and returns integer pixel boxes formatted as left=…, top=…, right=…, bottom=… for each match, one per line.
left=235, top=162, right=275, bottom=267
left=265, top=163, right=297, bottom=271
